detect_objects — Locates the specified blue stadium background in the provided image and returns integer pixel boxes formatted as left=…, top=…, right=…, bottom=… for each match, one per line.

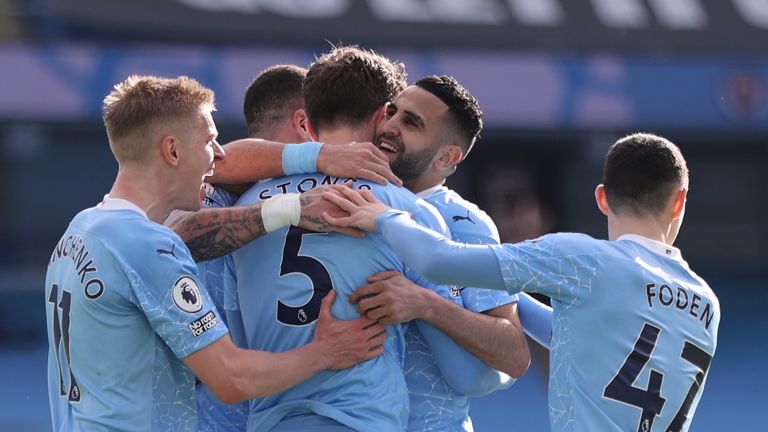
left=1, top=1, right=767, bottom=430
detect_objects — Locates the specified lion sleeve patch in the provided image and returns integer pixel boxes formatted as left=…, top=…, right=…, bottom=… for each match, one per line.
left=171, top=276, right=204, bottom=313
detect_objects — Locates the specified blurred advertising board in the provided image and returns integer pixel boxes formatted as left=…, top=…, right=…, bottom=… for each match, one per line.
left=1, top=43, right=766, bottom=129
left=41, top=0, right=768, bottom=53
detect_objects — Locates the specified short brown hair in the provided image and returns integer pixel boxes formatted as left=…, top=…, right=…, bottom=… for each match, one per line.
left=243, top=65, right=307, bottom=138
left=102, top=75, right=214, bottom=162
left=303, top=45, right=407, bottom=134
left=603, top=133, right=689, bottom=217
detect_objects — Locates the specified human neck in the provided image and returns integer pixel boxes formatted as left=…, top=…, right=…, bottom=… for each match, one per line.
left=406, top=175, right=444, bottom=195
left=608, top=214, right=675, bottom=245
left=109, top=164, right=174, bottom=224
left=317, top=122, right=373, bottom=145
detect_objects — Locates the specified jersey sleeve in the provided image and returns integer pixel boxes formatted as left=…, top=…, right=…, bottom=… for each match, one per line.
left=402, top=200, right=511, bottom=395
left=412, top=319, right=513, bottom=396
left=122, top=233, right=229, bottom=359
left=451, top=211, right=518, bottom=313
left=517, top=293, right=553, bottom=349
left=489, top=233, right=598, bottom=306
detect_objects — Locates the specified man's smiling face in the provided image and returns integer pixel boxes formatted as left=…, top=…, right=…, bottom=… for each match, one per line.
left=374, top=85, right=450, bottom=183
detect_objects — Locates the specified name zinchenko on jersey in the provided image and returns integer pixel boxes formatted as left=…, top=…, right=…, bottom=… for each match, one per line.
left=50, top=234, right=105, bottom=300
left=645, top=282, right=715, bottom=330
left=256, top=175, right=372, bottom=200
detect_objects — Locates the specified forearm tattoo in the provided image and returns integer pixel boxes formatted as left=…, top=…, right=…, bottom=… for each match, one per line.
left=299, top=194, right=331, bottom=232
left=176, top=205, right=266, bottom=262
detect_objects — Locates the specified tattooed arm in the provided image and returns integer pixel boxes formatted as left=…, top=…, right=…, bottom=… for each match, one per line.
left=167, top=185, right=361, bottom=262
left=167, top=204, right=267, bottom=262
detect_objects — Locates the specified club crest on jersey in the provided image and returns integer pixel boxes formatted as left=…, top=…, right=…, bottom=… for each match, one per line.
left=172, top=276, right=203, bottom=313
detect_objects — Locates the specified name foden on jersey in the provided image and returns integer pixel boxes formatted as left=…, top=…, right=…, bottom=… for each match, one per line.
left=645, top=283, right=714, bottom=330
left=49, top=234, right=104, bottom=300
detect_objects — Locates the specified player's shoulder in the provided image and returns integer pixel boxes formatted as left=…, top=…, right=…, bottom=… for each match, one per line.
left=520, top=232, right=611, bottom=256
left=92, top=209, right=192, bottom=269
left=364, top=181, right=418, bottom=209
left=367, top=183, right=449, bottom=234
left=428, top=187, right=499, bottom=242
left=675, top=257, right=719, bottom=309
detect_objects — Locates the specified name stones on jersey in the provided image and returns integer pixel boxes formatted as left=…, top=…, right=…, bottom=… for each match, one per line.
left=256, top=175, right=372, bottom=200
left=172, top=276, right=204, bottom=313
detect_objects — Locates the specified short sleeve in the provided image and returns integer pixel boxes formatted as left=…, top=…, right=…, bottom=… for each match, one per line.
left=127, top=237, right=229, bottom=359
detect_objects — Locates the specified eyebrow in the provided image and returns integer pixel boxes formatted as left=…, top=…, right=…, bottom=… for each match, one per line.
left=402, top=109, right=425, bottom=128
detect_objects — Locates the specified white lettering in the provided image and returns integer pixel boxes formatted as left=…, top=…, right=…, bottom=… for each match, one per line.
left=648, top=0, right=707, bottom=30
left=507, top=0, right=564, bottom=26
left=177, top=0, right=347, bottom=16
left=369, top=0, right=433, bottom=22
left=429, top=0, right=506, bottom=24
left=733, top=0, right=768, bottom=29
left=261, top=0, right=349, bottom=18
left=591, top=0, right=649, bottom=28
left=177, top=0, right=261, bottom=12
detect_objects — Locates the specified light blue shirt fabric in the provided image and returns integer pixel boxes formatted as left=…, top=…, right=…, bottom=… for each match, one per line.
left=195, top=185, right=249, bottom=432
left=404, top=186, right=517, bottom=431
left=45, top=197, right=228, bottom=432
left=230, top=174, right=450, bottom=432
left=376, top=212, right=720, bottom=432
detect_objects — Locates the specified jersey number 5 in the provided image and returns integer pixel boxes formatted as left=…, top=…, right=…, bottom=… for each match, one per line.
left=277, top=227, right=333, bottom=326
left=48, top=284, right=81, bottom=402
left=603, top=323, right=712, bottom=432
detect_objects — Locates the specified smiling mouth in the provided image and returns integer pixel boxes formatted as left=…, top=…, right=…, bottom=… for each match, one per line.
left=377, top=139, right=400, bottom=154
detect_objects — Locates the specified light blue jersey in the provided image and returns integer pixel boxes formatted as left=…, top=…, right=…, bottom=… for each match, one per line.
left=405, top=186, right=517, bottom=431
left=195, top=185, right=249, bottom=432
left=45, top=197, right=228, bottom=432
left=491, top=234, right=719, bottom=432
left=374, top=212, right=720, bottom=432
left=231, top=174, right=450, bottom=432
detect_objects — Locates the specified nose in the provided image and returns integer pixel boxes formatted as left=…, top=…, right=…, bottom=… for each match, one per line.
left=212, top=140, right=225, bottom=161
left=378, top=116, right=398, bottom=138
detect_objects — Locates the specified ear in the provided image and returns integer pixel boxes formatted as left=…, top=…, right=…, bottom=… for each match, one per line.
left=371, top=104, right=388, bottom=127
left=435, top=145, right=464, bottom=171
left=595, top=184, right=610, bottom=216
left=159, top=135, right=180, bottom=167
left=293, top=109, right=313, bottom=142
left=671, top=187, right=688, bottom=220
left=305, top=121, right=318, bottom=142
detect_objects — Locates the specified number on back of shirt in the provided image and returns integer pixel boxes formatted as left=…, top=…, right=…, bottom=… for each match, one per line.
left=603, top=322, right=712, bottom=432
left=49, top=284, right=81, bottom=402
left=276, top=227, right=333, bottom=326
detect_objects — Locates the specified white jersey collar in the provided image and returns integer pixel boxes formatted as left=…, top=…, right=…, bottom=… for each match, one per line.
left=617, top=234, right=683, bottom=261
left=416, top=184, right=443, bottom=199
left=98, top=195, right=149, bottom=220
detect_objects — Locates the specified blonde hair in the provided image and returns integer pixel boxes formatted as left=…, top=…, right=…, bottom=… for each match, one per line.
left=102, top=75, right=215, bottom=162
